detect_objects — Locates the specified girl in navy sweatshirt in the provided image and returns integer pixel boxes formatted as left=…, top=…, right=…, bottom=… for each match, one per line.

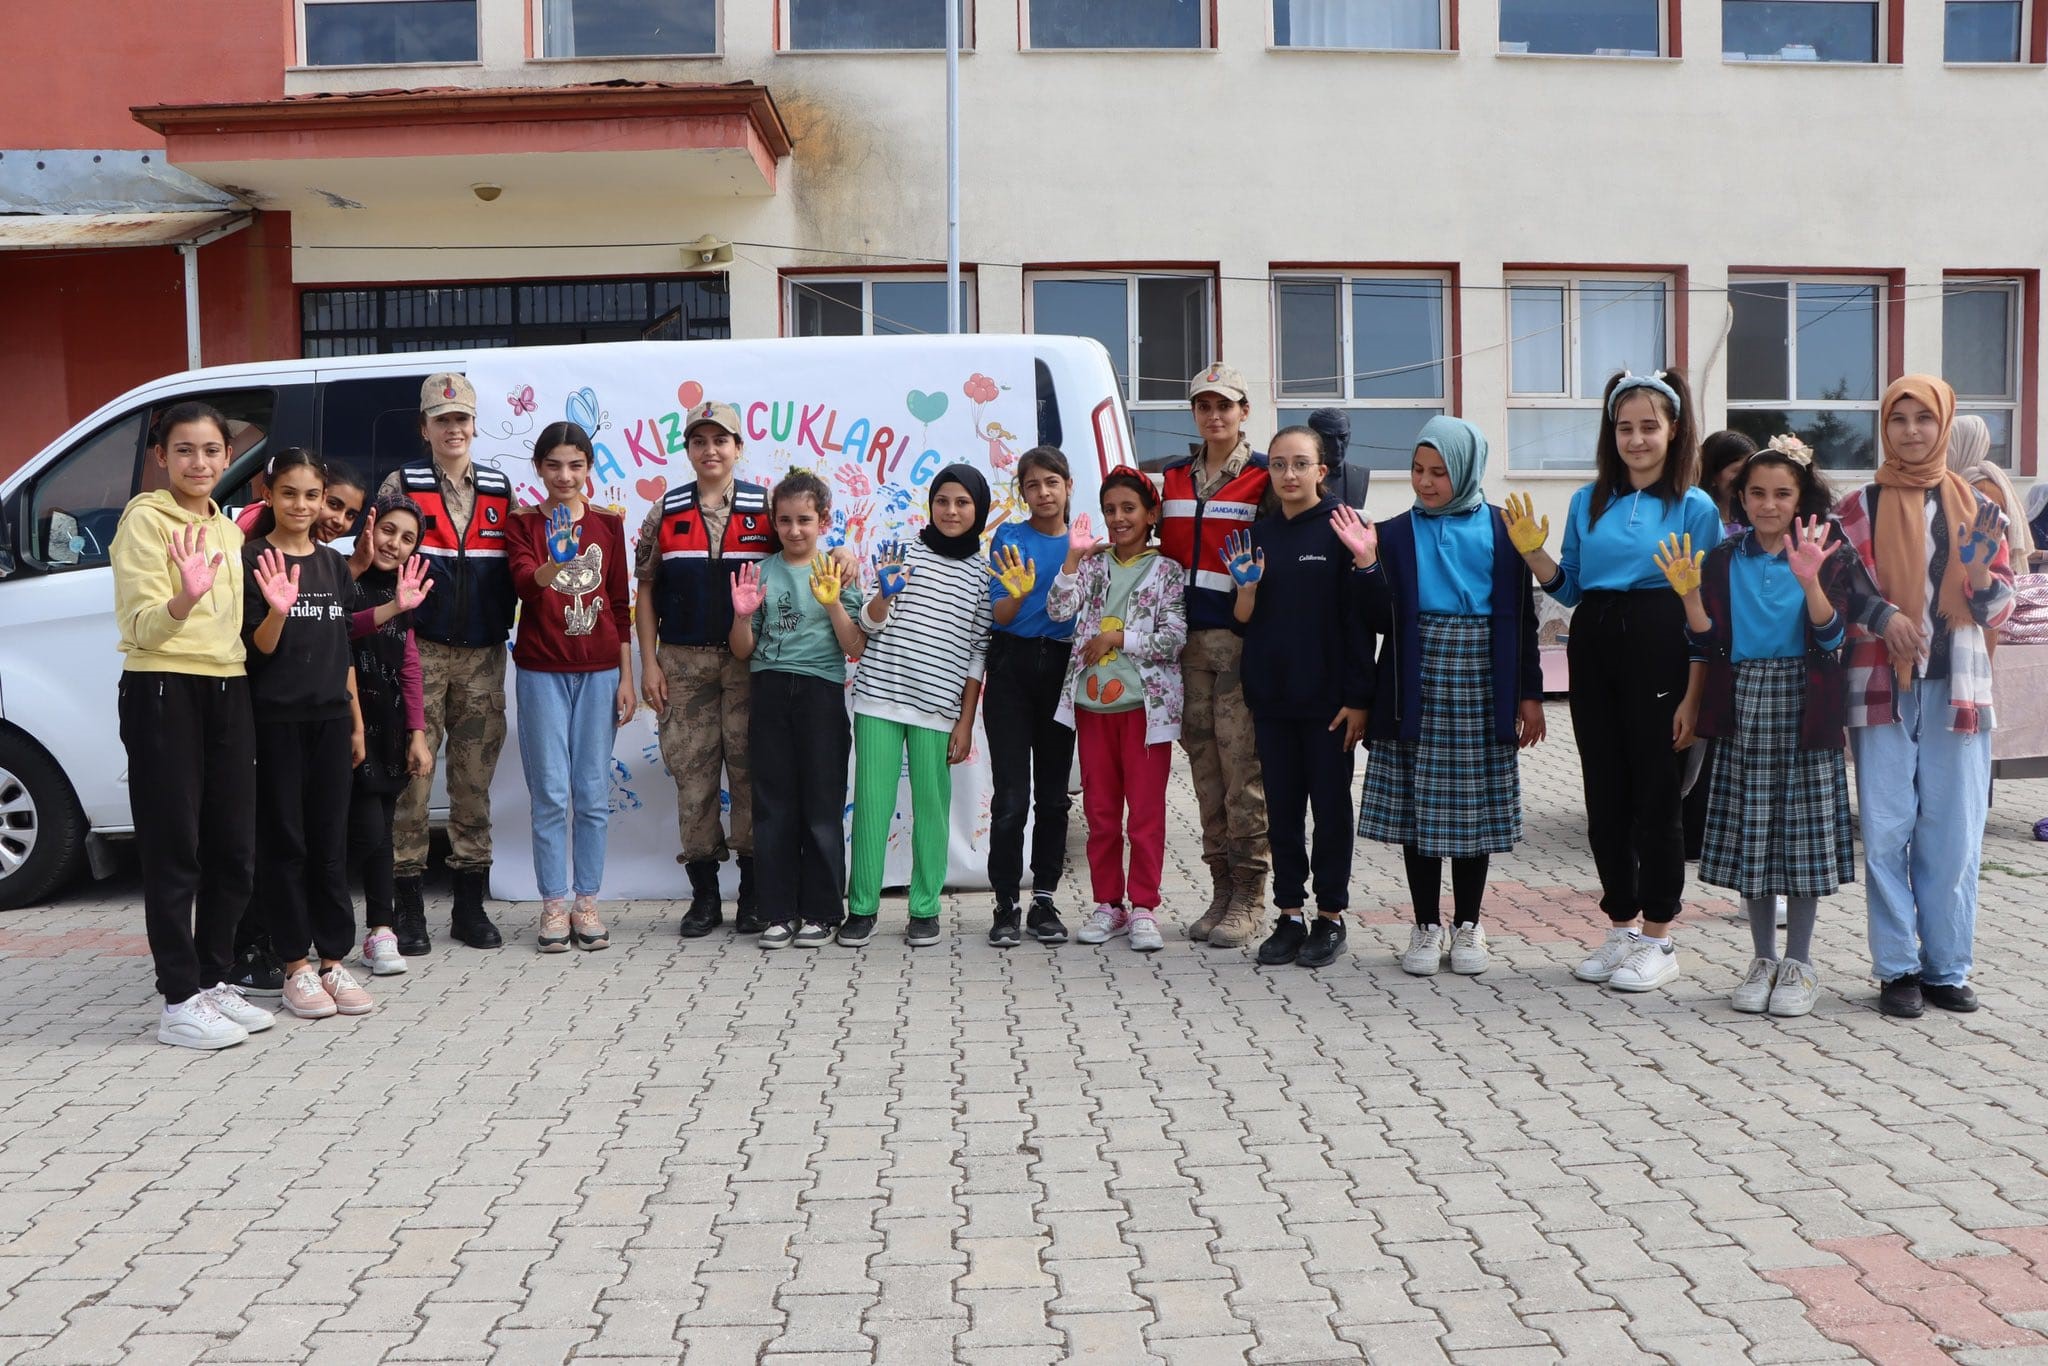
left=1225, top=426, right=1374, bottom=969
left=1347, top=418, right=1545, bottom=978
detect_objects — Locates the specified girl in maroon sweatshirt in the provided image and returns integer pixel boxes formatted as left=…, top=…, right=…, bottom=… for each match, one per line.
left=507, top=422, right=635, bottom=952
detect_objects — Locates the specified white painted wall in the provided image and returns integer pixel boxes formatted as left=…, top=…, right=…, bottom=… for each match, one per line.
left=284, top=0, right=2047, bottom=519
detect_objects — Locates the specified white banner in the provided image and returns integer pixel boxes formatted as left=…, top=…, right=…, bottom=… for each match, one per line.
left=459, top=341, right=1089, bottom=902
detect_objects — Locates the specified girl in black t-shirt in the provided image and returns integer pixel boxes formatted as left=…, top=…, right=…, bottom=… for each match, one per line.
left=242, top=448, right=375, bottom=1022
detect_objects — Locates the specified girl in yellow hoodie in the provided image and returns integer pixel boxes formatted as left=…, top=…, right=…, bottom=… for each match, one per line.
left=111, top=401, right=275, bottom=1050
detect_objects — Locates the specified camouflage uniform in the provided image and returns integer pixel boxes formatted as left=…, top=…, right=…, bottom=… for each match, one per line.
left=1181, top=453, right=1270, bottom=883
left=381, top=464, right=508, bottom=877
left=635, top=489, right=753, bottom=863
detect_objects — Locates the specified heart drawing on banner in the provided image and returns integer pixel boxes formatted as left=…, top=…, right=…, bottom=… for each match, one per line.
left=906, top=389, right=949, bottom=424
left=677, top=380, right=704, bottom=410
left=635, top=476, right=667, bottom=502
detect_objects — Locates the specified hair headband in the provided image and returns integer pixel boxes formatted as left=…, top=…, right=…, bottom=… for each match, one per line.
left=1606, top=371, right=1681, bottom=420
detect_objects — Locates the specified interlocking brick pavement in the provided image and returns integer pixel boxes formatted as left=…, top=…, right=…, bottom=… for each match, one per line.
left=4, top=704, right=2048, bottom=1365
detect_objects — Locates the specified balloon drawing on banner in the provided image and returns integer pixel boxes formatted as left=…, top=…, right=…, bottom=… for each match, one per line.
left=463, top=342, right=1075, bottom=902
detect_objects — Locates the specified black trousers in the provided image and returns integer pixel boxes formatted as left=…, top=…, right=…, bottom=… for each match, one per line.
left=119, top=673, right=256, bottom=1003
left=1566, top=590, right=1690, bottom=924
left=1253, top=715, right=1356, bottom=912
left=348, top=786, right=400, bottom=930
left=256, top=715, right=357, bottom=964
left=748, top=669, right=852, bottom=927
left=982, top=634, right=1076, bottom=904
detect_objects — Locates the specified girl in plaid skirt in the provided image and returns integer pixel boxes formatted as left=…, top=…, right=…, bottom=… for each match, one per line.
left=1346, top=418, right=1547, bottom=978
left=1653, top=443, right=1859, bottom=1018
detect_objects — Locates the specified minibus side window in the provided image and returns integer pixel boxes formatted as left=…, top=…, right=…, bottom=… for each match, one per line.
left=23, top=413, right=146, bottom=571
left=1034, top=360, right=1063, bottom=451
left=318, top=374, right=433, bottom=495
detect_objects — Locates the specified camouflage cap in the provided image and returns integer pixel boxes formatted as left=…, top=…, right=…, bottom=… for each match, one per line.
left=685, top=400, right=743, bottom=437
left=1189, top=363, right=1247, bottom=404
left=421, top=372, right=477, bottom=418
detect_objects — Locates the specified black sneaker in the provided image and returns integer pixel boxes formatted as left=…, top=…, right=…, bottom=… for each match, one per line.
left=231, top=945, right=284, bottom=998
left=1027, top=896, right=1069, bottom=944
left=1922, top=982, right=1980, bottom=1013
left=794, top=922, right=834, bottom=948
left=1255, top=917, right=1308, bottom=966
left=906, top=918, right=942, bottom=948
left=759, top=923, right=794, bottom=950
left=837, top=915, right=876, bottom=948
left=1879, top=974, right=1925, bottom=1018
left=988, top=902, right=1023, bottom=948
left=1297, top=916, right=1347, bottom=969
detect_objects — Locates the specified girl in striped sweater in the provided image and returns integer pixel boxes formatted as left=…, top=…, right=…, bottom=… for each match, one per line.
left=845, top=466, right=995, bottom=947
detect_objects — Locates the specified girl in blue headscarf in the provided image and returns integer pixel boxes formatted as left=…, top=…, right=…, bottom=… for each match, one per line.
left=1337, top=417, right=1547, bottom=979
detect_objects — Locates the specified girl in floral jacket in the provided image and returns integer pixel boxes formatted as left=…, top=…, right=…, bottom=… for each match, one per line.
left=1047, top=467, right=1188, bottom=953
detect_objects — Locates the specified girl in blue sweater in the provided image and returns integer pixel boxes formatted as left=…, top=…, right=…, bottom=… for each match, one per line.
left=1225, top=426, right=1374, bottom=969
left=1347, top=418, right=1544, bottom=977
left=1505, top=371, right=1723, bottom=994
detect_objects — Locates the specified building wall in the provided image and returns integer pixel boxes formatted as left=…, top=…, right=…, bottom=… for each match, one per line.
left=274, top=0, right=2047, bottom=515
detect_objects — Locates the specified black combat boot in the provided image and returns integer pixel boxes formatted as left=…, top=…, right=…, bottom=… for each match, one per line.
left=449, top=867, right=503, bottom=949
left=733, top=855, right=765, bottom=934
left=393, top=875, right=431, bottom=957
left=678, top=859, right=723, bottom=938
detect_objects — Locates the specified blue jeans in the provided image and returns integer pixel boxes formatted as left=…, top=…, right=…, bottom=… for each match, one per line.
left=1848, top=677, right=1990, bottom=987
left=515, top=667, right=618, bottom=900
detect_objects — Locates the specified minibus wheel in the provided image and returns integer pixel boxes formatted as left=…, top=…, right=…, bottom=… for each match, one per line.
left=0, top=732, right=84, bottom=911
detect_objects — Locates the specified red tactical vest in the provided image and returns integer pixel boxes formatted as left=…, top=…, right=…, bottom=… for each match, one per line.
left=651, top=480, right=772, bottom=646
left=1158, top=453, right=1270, bottom=628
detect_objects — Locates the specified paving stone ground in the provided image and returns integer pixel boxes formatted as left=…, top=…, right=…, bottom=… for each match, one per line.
left=4, top=704, right=2048, bottom=1365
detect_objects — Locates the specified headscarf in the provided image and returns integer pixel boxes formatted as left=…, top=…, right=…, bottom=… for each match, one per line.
left=919, top=463, right=991, bottom=560
left=1872, top=375, right=1977, bottom=646
left=1946, top=415, right=2035, bottom=567
left=1412, top=415, right=1488, bottom=518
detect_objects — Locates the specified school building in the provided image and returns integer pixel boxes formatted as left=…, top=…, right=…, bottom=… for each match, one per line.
left=4, top=0, right=2043, bottom=522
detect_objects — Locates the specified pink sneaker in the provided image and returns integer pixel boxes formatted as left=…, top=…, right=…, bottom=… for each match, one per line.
left=320, top=965, right=374, bottom=1016
left=360, top=928, right=406, bottom=976
left=281, top=967, right=336, bottom=1019
left=538, top=900, right=571, bottom=954
left=570, top=896, right=609, bottom=951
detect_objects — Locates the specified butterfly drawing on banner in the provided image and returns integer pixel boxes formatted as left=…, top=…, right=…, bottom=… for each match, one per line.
left=508, top=385, right=537, bottom=416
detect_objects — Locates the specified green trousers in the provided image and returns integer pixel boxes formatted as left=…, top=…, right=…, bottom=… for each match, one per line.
left=848, top=713, right=953, bottom=920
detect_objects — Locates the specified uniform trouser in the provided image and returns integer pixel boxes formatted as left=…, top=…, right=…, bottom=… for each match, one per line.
left=348, top=787, right=399, bottom=931
left=258, top=715, right=357, bottom=966
left=656, top=643, right=752, bottom=862
left=394, top=640, right=507, bottom=878
left=119, top=673, right=255, bottom=1004
left=1254, top=715, right=1357, bottom=912
left=1179, top=629, right=1269, bottom=880
left=1566, top=590, right=1690, bottom=925
left=1850, top=677, right=1990, bottom=987
left=983, top=634, right=1076, bottom=904
left=516, top=666, right=619, bottom=901
left=1076, top=708, right=1172, bottom=911
left=848, top=714, right=950, bottom=920
left=749, top=670, right=853, bottom=928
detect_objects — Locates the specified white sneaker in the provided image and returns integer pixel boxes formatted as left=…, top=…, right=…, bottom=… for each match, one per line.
left=1574, top=927, right=1638, bottom=983
left=1768, top=958, right=1819, bottom=1017
left=1731, top=957, right=1778, bottom=1014
left=202, top=982, right=274, bottom=1034
left=361, top=929, right=407, bottom=976
left=1075, top=904, right=1129, bottom=945
left=1127, top=913, right=1163, bottom=953
left=158, top=993, right=247, bottom=1050
left=1400, top=924, right=1446, bottom=976
left=1608, top=937, right=1680, bottom=992
left=1448, top=923, right=1489, bottom=975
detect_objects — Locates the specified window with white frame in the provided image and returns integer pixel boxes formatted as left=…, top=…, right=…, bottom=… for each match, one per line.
left=1506, top=275, right=1672, bottom=471
left=537, top=0, right=716, bottom=56
left=1026, top=0, right=1208, bottom=49
left=1946, top=0, right=2026, bottom=60
left=1723, top=0, right=1881, bottom=62
left=301, top=0, right=478, bottom=65
left=785, top=275, right=976, bottom=338
left=1945, top=279, right=2023, bottom=467
left=1726, top=277, right=1885, bottom=468
left=1499, top=0, right=1662, bottom=55
left=783, top=0, right=970, bottom=50
left=1273, top=0, right=1445, bottom=49
left=1028, top=272, right=1214, bottom=468
left=1271, top=273, right=1451, bottom=471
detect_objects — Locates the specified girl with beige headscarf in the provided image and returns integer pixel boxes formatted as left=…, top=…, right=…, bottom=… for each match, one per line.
left=1946, top=415, right=2036, bottom=568
left=1833, top=375, right=2017, bottom=1021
